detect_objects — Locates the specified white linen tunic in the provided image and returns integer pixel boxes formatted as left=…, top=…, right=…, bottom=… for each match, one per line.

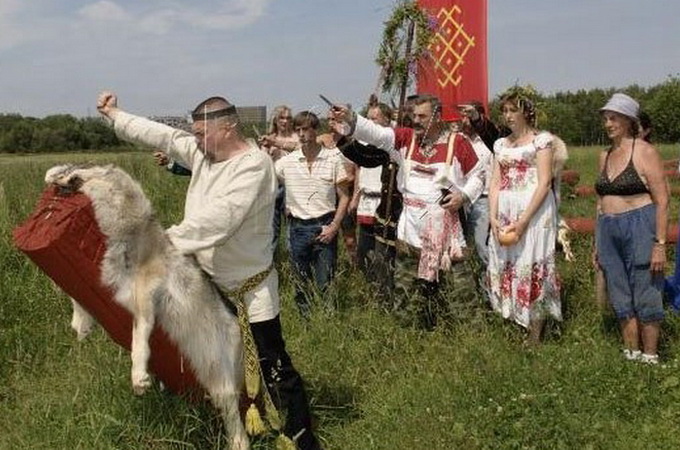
left=113, top=111, right=279, bottom=323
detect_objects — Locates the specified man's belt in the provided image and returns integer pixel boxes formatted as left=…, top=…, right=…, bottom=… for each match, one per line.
left=288, top=212, right=334, bottom=225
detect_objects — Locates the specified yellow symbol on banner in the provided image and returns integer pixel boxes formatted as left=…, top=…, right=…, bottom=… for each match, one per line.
left=430, top=5, right=475, bottom=87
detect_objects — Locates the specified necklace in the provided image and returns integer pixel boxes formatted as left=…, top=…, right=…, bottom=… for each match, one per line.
left=418, top=141, right=437, bottom=159
left=417, top=128, right=443, bottom=160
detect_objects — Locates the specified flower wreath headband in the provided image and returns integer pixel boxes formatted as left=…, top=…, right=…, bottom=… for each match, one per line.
left=499, top=85, right=541, bottom=127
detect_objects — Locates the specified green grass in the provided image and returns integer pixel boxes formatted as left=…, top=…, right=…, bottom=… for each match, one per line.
left=2, top=147, right=680, bottom=449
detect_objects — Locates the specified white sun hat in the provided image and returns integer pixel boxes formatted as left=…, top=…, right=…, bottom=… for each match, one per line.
left=600, top=93, right=640, bottom=121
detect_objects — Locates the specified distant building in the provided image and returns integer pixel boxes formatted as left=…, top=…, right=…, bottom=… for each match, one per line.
left=149, top=106, right=267, bottom=130
left=148, top=115, right=191, bottom=131
left=236, top=106, right=267, bottom=124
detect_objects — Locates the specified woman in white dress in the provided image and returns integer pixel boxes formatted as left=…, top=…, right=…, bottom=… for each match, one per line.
left=487, top=88, right=561, bottom=344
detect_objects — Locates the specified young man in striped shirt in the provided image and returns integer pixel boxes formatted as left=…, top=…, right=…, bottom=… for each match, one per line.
left=275, top=111, right=350, bottom=318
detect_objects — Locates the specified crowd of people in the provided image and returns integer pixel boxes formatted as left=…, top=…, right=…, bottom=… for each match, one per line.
left=105, top=86, right=669, bottom=448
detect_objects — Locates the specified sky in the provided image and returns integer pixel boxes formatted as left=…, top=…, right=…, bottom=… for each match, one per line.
left=0, top=0, right=678, bottom=118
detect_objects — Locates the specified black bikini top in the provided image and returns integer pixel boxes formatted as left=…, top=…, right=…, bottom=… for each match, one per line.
left=594, top=138, right=649, bottom=197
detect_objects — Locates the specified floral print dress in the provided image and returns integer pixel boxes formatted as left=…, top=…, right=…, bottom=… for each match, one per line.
left=487, top=132, right=561, bottom=328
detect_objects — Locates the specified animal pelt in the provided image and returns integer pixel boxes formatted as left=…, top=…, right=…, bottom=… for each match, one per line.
left=45, top=164, right=249, bottom=450
left=557, top=217, right=575, bottom=262
left=552, top=135, right=568, bottom=176
left=550, top=136, right=574, bottom=262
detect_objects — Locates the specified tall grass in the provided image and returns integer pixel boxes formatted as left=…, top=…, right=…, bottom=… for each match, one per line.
left=1, top=147, right=680, bottom=449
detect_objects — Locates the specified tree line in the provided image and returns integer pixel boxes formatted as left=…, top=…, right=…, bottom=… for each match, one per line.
left=0, top=114, right=121, bottom=153
left=1, top=77, right=679, bottom=153
left=489, top=76, right=680, bottom=146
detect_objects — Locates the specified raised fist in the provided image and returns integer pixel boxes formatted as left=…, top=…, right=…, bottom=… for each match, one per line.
left=97, top=91, right=119, bottom=118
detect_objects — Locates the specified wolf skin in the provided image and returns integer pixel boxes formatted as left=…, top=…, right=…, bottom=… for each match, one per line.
left=551, top=137, right=575, bottom=262
left=45, top=164, right=249, bottom=450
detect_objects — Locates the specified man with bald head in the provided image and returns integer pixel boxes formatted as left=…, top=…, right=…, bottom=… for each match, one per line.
left=97, top=91, right=321, bottom=450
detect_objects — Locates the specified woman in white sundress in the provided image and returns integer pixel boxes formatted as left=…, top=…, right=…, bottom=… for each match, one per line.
left=487, top=88, right=561, bottom=344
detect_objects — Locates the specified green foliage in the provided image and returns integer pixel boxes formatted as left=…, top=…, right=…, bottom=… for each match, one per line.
left=491, top=77, right=680, bottom=145
left=376, top=1, right=436, bottom=95
left=645, top=77, right=680, bottom=143
left=3, top=151, right=680, bottom=449
left=0, top=114, right=121, bottom=153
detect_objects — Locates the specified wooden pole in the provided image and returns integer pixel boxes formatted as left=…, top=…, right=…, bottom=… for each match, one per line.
left=397, top=19, right=416, bottom=126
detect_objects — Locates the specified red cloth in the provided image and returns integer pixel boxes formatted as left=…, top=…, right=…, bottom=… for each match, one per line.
left=12, top=186, right=202, bottom=398
left=356, top=215, right=376, bottom=225
left=417, top=0, right=488, bottom=111
left=393, top=127, right=478, bottom=172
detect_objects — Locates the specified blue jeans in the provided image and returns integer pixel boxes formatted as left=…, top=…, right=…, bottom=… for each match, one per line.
left=288, top=212, right=337, bottom=316
left=272, top=185, right=286, bottom=251
left=467, top=195, right=490, bottom=265
left=357, top=223, right=376, bottom=276
left=596, top=204, right=664, bottom=322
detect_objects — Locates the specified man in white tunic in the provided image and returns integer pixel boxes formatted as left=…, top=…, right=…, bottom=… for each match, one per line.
left=96, top=91, right=320, bottom=450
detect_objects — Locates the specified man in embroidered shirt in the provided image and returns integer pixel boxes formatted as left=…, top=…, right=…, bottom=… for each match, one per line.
left=330, top=95, right=483, bottom=329
left=275, top=111, right=350, bottom=318
left=96, top=91, right=320, bottom=450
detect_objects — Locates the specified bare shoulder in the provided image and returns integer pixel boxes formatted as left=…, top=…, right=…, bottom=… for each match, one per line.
left=597, top=147, right=608, bottom=166
left=634, top=141, right=664, bottom=180
left=634, top=141, right=662, bottom=168
left=636, top=140, right=661, bottom=159
left=597, top=147, right=611, bottom=170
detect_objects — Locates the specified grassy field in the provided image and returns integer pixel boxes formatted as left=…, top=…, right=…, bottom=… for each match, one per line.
left=2, top=146, right=680, bottom=449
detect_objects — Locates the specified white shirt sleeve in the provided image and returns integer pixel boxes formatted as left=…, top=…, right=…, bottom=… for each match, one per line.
left=113, top=111, right=198, bottom=169
left=353, top=114, right=402, bottom=164
left=354, top=115, right=396, bottom=151
left=459, top=157, right=484, bottom=204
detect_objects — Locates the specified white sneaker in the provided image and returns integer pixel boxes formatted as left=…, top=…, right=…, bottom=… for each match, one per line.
left=639, top=353, right=659, bottom=365
left=622, top=349, right=642, bottom=361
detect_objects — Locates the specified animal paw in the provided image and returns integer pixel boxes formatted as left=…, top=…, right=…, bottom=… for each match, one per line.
left=70, top=299, right=96, bottom=341
left=230, top=435, right=250, bottom=450
left=71, top=319, right=95, bottom=341
left=132, top=371, right=152, bottom=395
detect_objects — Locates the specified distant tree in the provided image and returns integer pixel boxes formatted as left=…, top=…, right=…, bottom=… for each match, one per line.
left=542, top=100, right=580, bottom=145
left=80, top=117, right=120, bottom=149
left=2, top=122, right=34, bottom=153
left=491, top=79, right=679, bottom=146
left=0, top=113, right=121, bottom=153
left=644, top=77, right=680, bottom=143
left=1, top=78, right=678, bottom=153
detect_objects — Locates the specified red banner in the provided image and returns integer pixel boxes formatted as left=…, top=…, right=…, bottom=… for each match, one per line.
left=416, top=0, right=488, bottom=116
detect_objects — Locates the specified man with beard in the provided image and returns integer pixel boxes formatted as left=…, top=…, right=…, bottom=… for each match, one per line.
left=330, top=95, right=484, bottom=329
